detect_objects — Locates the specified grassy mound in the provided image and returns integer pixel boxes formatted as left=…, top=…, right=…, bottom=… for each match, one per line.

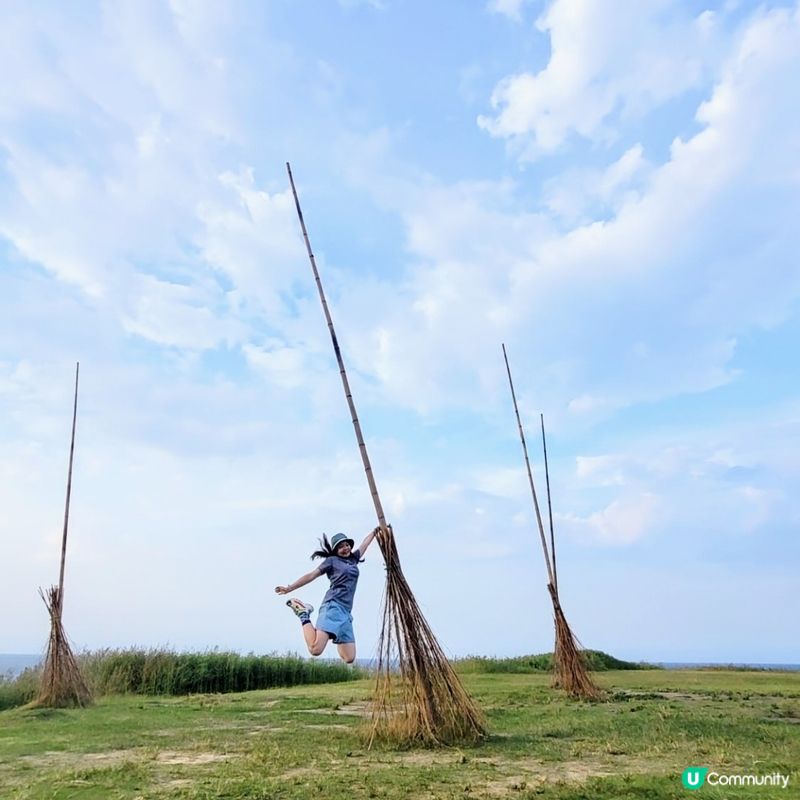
left=455, top=649, right=658, bottom=673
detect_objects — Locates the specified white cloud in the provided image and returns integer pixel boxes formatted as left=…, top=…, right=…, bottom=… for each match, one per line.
left=478, top=0, right=724, bottom=156
left=543, top=144, right=651, bottom=223
left=198, top=170, right=307, bottom=320
left=734, top=485, right=777, bottom=533
left=555, top=408, right=800, bottom=554
left=242, top=341, right=307, bottom=388
left=121, top=275, right=243, bottom=350
left=583, top=492, right=660, bottom=545
left=575, top=455, right=626, bottom=486
left=487, top=0, right=530, bottom=23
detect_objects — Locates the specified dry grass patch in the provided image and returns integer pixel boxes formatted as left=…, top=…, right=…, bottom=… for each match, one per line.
left=17, top=748, right=140, bottom=769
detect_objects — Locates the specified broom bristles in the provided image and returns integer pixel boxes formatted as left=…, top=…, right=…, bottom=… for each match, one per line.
left=365, top=527, right=486, bottom=748
left=548, top=583, right=601, bottom=700
left=31, top=586, right=92, bottom=709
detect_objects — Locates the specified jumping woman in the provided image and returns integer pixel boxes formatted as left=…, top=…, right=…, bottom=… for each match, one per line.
left=275, top=527, right=381, bottom=664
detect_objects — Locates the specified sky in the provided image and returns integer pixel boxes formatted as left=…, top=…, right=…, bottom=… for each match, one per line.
left=1, top=0, right=799, bottom=664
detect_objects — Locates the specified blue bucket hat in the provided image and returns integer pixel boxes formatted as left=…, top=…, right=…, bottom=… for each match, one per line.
left=330, top=532, right=354, bottom=551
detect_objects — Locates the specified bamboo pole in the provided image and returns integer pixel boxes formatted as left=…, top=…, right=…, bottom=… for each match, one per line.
left=286, top=163, right=486, bottom=744
left=286, top=163, right=388, bottom=531
left=57, top=362, right=79, bottom=613
left=540, top=412, right=558, bottom=597
left=33, top=361, right=91, bottom=708
left=501, top=344, right=555, bottom=587
left=502, top=348, right=601, bottom=700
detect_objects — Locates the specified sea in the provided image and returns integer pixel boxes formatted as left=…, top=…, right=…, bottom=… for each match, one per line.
left=1, top=653, right=798, bottom=679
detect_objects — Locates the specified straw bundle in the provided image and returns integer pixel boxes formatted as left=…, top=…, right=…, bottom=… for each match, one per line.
left=368, top=525, right=486, bottom=747
left=33, top=586, right=91, bottom=708
left=548, top=584, right=601, bottom=699
left=31, top=363, right=92, bottom=709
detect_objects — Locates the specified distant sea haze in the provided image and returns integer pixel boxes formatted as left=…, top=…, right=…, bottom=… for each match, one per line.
left=658, top=662, right=800, bottom=671
left=1, top=654, right=42, bottom=677
left=2, top=654, right=799, bottom=679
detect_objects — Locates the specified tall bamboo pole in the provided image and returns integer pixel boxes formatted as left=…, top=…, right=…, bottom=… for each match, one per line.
left=286, top=163, right=486, bottom=745
left=501, top=344, right=554, bottom=586
left=286, top=163, right=387, bottom=530
left=540, top=412, right=558, bottom=596
left=57, top=362, right=79, bottom=613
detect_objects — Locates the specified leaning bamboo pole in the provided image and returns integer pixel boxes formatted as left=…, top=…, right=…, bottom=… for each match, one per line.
left=502, top=345, right=600, bottom=700
left=33, top=362, right=91, bottom=708
left=287, top=164, right=485, bottom=746
left=540, top=413, right=558, bottom=597
left=501, top=346, right=555, bottom=588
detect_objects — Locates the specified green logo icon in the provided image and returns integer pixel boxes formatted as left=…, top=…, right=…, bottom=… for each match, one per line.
left=682, top=767, right=709, bottom=790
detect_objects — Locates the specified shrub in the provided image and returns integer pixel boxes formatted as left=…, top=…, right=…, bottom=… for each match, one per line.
left=0, top=649, right=363, bottom=710
left=0, top=667, right=40, bottom=711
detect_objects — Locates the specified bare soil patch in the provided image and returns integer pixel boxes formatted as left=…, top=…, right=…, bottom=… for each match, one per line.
left=156, top=750, right=229, bottom=765
left=302, top=723, right=351, bottom=730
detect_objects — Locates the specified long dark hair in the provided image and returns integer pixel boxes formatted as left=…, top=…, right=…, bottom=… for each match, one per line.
left=311, top=533, right=337, bottom=560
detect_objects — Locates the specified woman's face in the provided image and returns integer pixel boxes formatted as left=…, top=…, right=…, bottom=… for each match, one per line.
left=335, top=541, right=352, bottom=557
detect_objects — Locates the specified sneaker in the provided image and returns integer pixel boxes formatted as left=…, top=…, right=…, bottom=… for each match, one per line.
left=286, top=598, right=314, bottom=618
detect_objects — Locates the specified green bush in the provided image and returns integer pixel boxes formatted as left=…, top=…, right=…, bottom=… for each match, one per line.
left=88, top=649, right=364, bottom=695
left=0, top=667, right=40, bottom=711
left=86, top=649, right=364, bottom=695
left=0, top=649, right=364, bottom=711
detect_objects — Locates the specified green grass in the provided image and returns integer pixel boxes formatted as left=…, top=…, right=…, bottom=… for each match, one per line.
left=1, top=670, right=798, bottom=799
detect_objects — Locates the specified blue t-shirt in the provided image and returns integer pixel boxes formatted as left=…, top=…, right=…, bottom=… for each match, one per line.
left=318, top=548, right=361, bottom=612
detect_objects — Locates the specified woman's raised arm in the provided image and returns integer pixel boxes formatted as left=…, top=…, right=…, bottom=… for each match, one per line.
left=358, top=524, right=390, bottom=556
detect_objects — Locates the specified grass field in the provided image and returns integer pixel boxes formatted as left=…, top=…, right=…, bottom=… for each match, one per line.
left=1, top=669, right=798, bottom=799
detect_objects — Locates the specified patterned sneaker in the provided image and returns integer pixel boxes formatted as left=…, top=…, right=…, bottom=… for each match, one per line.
left=286, top=598, right=314, bottom=618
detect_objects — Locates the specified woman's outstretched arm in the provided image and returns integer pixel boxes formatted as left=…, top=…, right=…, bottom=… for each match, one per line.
left=275, top=567, right=323, bottom=595
left=358, top=524, right=388, bottom=556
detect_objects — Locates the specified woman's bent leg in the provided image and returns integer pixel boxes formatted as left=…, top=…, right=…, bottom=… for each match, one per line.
left=337, top=642, right=356, bottom=664
left=303, top=622, right=331, bottom=656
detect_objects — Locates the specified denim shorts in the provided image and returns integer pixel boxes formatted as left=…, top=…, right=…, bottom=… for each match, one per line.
left=316, top=600, right=355, bottom=644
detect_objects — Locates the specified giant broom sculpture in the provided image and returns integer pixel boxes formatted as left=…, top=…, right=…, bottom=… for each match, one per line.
left=33, top=362, right=92, bottom=708
left=502, top=345, right=600, bottom=700
left=288, top=164, right=485, bottom=746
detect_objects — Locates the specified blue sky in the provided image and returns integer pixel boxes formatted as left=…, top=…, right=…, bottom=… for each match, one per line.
left=1, top=0, right=798, bottom=663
